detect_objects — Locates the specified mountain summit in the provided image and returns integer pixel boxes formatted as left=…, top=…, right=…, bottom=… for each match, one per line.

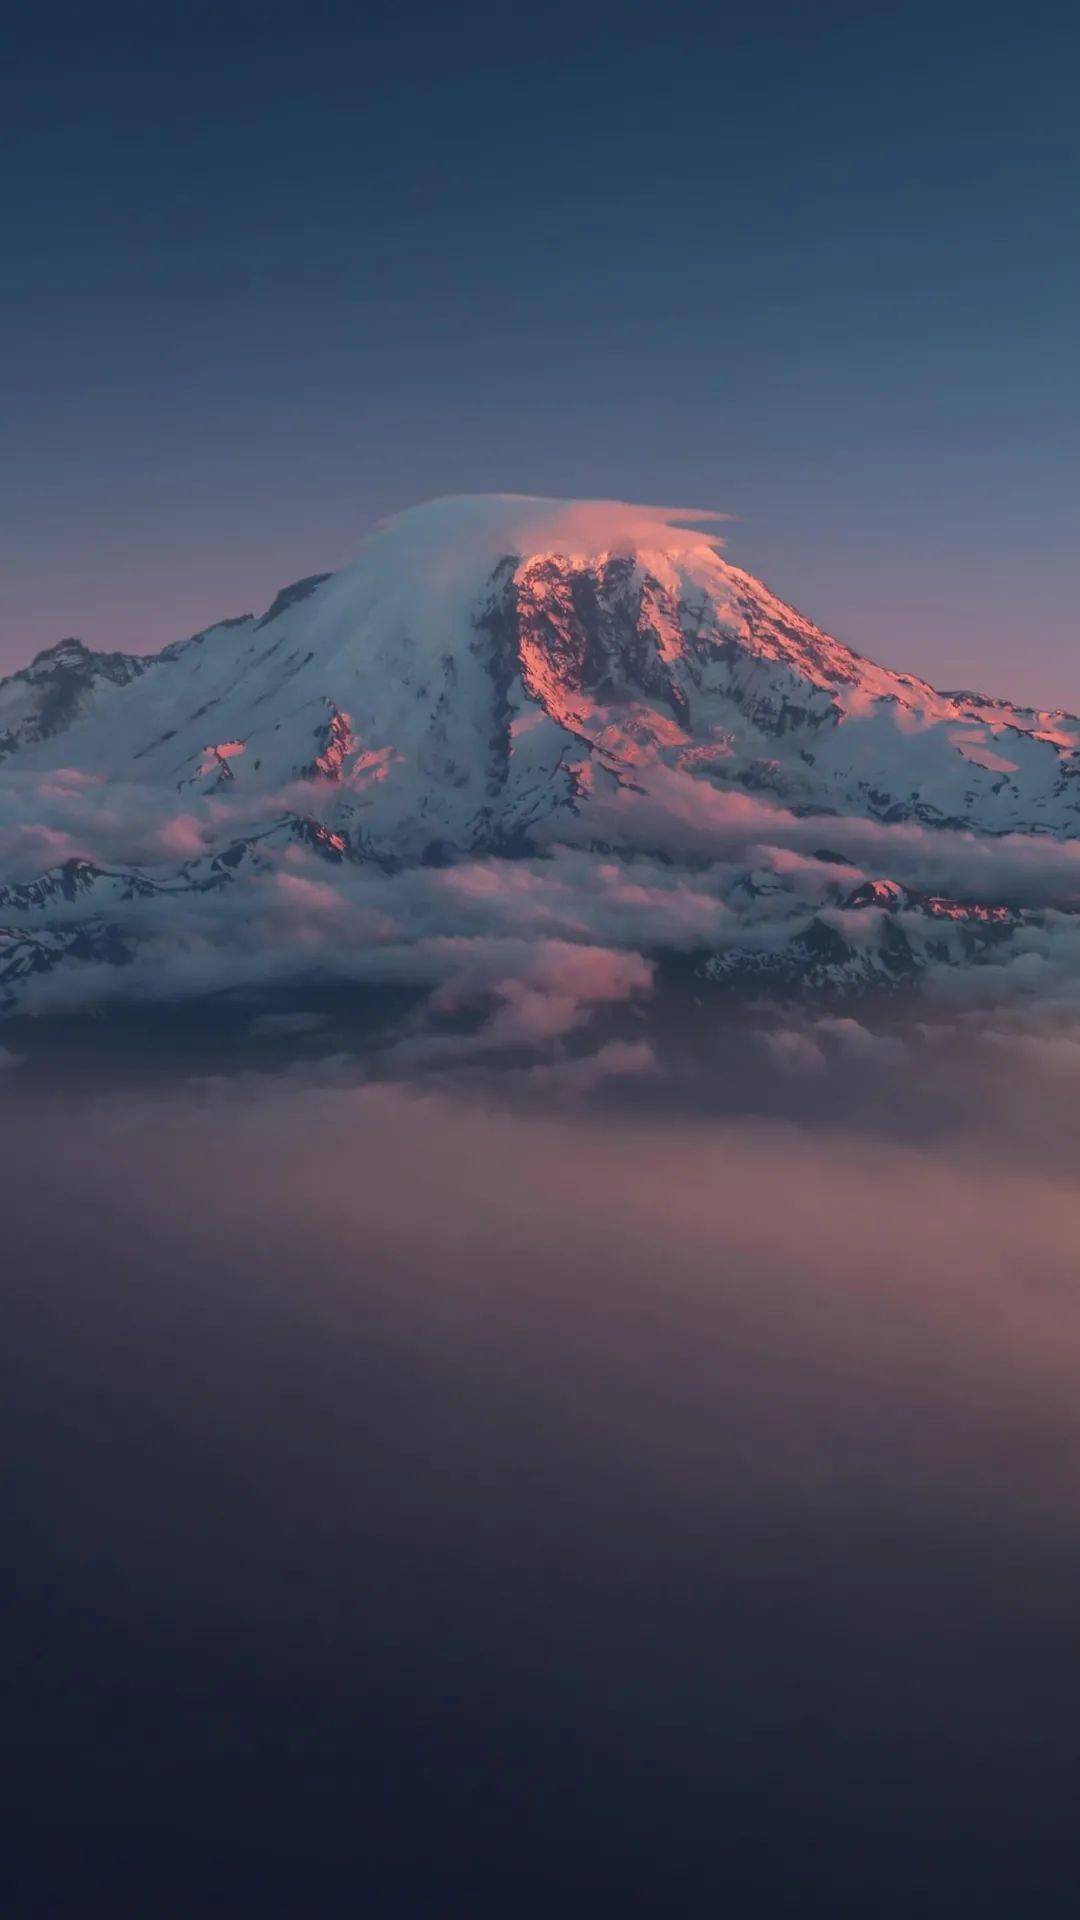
left=4, top=494, right=1079, bottom=852
left=1, top=496, right=1077, bottom=1026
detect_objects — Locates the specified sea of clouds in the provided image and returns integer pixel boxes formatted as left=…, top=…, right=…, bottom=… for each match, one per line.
left=7, top=745, right=1080, bottom=1103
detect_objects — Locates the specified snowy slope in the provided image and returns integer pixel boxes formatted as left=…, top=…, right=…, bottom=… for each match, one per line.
left=5, top=494, right=1080, bottom=850
left=2, top=496, right=1079, bottom=1021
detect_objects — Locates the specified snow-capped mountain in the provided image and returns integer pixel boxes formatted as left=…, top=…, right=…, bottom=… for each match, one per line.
left=2, top=495, right=1077, bottom=1028
left=6, top=495, right=1080, bottom=846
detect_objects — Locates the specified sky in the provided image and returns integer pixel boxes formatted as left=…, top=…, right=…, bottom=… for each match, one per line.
left=3, top=0, right=1079, bottom=703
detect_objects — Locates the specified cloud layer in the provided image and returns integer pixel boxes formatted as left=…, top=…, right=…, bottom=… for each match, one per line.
left=6, top=740, right=1080, bottom=1090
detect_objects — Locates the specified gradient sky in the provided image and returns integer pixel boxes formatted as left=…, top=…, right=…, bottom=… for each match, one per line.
left=4, top=0, right=1079, bottom=703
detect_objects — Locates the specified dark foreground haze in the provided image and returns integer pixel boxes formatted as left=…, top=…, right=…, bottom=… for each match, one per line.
left=6, top=1049, right=1080, bottom=1916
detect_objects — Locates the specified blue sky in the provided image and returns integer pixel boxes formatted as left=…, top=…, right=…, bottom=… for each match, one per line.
left=4, top=0, right=1079, bottom=702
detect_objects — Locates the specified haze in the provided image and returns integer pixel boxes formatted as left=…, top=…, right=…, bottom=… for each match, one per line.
left=7, top=1060, right=1080, bottom=1912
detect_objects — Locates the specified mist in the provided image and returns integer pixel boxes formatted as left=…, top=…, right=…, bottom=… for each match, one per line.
left=6, top=1055, right=1080, bottom=1915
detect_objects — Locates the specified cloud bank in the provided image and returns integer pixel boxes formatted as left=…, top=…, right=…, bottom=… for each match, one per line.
left=6, top=734, right=1080, bottom=1092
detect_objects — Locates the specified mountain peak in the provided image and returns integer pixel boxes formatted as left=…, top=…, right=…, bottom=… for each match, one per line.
left=29, top=636, right=92, bottom=669
left=3, top=497, right=1079, bottom=1019
left=4, top=494, right=1080, bottom=863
